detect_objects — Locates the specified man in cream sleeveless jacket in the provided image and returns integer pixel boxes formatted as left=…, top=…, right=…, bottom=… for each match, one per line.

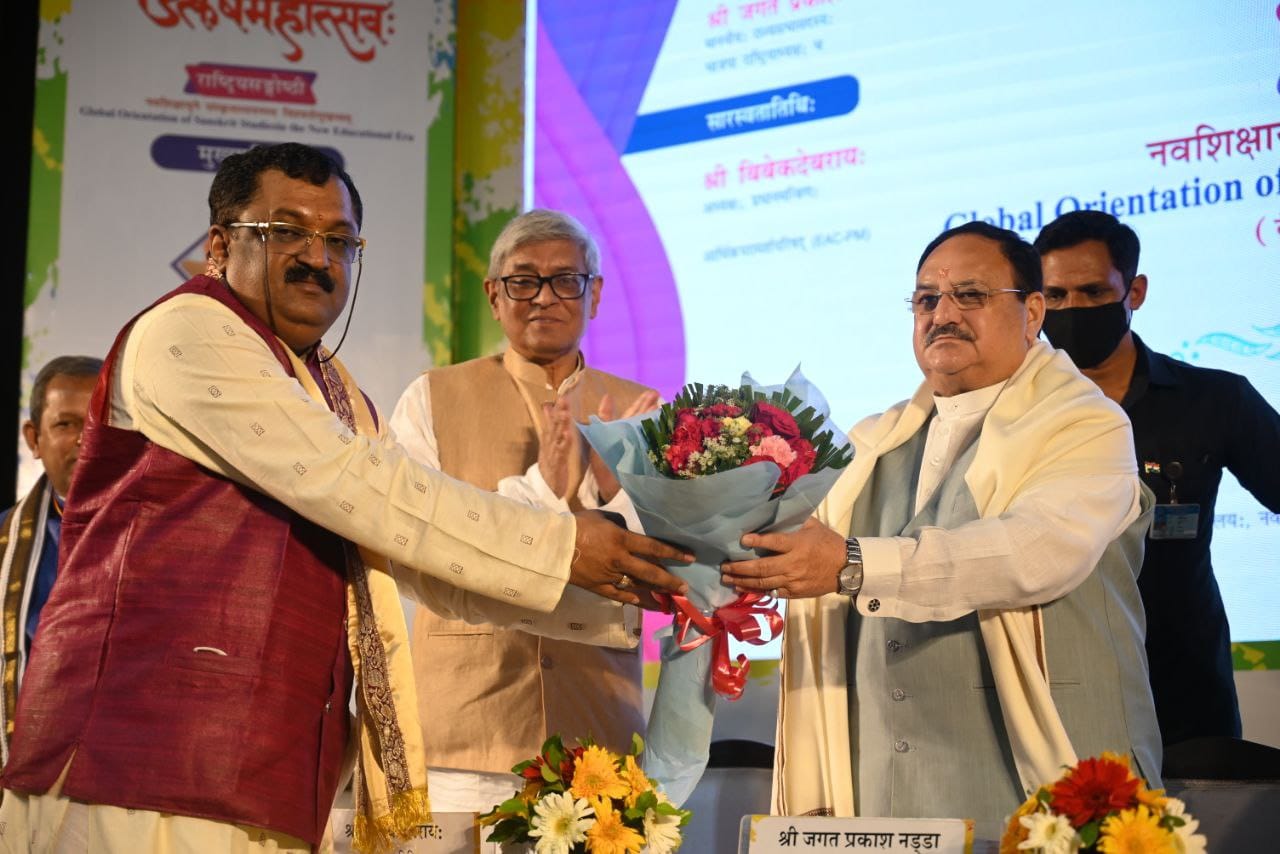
left=723, top=222, right=1161, bottom=840
left=391, top=209, right=657, bottom=812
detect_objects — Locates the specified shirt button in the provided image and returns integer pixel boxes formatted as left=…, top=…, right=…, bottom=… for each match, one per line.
left=891, top=688, right=906, bottom=701
left=886, top=640, right=903, bottom=652
left=540, top=655, right=553, bottom=669
left=867, top=599, right=881, bottom=612
left=894, top=739, right=910, bottom=753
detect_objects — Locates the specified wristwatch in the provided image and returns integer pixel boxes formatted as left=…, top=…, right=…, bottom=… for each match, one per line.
left=837, top=537, right=864, bottom=597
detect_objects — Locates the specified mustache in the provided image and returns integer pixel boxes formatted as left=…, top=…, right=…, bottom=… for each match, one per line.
left=284, top=263, right=336, bottom=294
left=925, top=323, right=975, bottom=346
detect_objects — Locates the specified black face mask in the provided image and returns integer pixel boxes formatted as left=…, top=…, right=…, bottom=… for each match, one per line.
left=1042, top=299, right=1130, bottom=369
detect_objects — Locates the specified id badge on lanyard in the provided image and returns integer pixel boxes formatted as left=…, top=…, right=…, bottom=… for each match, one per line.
left=1144, top=460, right=1199, bottom=540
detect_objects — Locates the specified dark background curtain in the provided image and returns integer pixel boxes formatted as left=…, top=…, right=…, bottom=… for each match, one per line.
left=0, top=0, right=38, bottom=507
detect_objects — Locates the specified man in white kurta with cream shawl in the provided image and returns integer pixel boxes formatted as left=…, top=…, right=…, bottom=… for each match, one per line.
left=723, top=222, right=1161, bottom=839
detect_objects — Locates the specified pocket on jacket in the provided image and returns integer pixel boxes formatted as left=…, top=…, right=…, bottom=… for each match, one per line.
left=166, top=640, right=260, bottom=678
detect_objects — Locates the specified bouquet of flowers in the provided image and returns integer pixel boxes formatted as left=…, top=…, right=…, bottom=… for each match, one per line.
left=579, top=368, right=852, bottom=804
left=479, top=734, right=691, bottom=854
left=641, top=384, right=848, bottom=495
left=1000, top=752, right=1207, bottom=853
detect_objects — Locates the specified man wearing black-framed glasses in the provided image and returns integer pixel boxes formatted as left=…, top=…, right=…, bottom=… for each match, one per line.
left=390, top=208, right=661, bottom=813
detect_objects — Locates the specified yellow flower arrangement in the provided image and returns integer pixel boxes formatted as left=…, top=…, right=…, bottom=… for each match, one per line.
left=480, top=734, right=691, bottom=854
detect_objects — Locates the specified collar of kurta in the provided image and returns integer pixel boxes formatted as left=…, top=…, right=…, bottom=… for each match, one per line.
left=501, top=346, right=585, bottom=395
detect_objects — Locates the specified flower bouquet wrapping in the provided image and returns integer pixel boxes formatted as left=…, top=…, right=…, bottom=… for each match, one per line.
left=578, top=368, right=853, bottom=804
left=478, top=734, right=691, bottom=854
left=1000, top=752, right=1207, bottom=853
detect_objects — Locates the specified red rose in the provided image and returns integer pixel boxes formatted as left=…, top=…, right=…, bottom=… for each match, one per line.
left=674, top=409, right=700, bottom=430
left=664, top=439, right=695, bottom=472
left=749, top=401, right=801, bottom=441
left=780, top=438, right=816, bottom=488
left=703, top=402, right=742, bottom=418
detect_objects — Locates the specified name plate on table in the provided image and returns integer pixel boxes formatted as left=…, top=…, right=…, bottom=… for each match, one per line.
left=330, top=810, right=480, bottom=854
left=740, top=816, right=972, bottom=853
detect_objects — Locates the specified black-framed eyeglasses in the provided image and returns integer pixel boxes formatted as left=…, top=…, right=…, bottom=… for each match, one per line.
left=499, top=272, right=593, bottom=301
left=907, top=287, right=1023, bottom=315
left=229, top=221, right=366, bottom=265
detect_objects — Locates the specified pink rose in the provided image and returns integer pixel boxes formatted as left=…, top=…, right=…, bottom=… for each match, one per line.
left=748, top=434, right=797, bottom=469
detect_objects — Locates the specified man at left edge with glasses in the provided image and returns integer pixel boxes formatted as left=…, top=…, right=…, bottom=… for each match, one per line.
left=0, top=143, right=692, bottom=854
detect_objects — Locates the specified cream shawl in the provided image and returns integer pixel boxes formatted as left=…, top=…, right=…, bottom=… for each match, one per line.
left=286, top=347, right=432, bottom=854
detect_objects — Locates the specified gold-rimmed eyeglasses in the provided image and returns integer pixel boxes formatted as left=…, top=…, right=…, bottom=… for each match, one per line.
left=907, top=287, right=1023, bottom=315
left=229, top=221, right=366, bottom=265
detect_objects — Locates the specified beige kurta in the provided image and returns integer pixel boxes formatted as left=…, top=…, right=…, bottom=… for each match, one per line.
left=0, top=293, right=606, bottom=853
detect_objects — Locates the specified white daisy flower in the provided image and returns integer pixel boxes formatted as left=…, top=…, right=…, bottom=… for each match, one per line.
left=1017, top=812, right=1081, bottom=853
left=640, top=806, right=683, bottom=854
left=1171, top=816, right=1207, bottom=854
left=528, top=791, right=595, bottom=854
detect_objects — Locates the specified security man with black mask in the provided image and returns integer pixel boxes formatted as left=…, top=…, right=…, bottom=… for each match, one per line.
left=1035, top=210, right=1280, bottom=748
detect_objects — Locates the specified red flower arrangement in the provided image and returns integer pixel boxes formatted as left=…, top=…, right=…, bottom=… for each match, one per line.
left=1000, top=752, right=1206, bottom=853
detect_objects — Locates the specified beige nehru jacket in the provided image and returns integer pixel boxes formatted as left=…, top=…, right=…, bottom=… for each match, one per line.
left=410, top=353, right=651, bottom=774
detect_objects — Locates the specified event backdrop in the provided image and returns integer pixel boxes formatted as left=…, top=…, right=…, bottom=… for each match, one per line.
left=19, top=0, right=452, bottom=492
left=532, top=0, right=1280, bottom=650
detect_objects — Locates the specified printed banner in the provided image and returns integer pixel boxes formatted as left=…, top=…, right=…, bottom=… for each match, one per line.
left=534, top=0, right=1280, bottom=650
left=19, top=0, right=442, bottom=494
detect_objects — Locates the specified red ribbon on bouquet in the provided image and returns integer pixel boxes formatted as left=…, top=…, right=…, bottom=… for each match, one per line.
left=653, top=591, right=784, bottom=700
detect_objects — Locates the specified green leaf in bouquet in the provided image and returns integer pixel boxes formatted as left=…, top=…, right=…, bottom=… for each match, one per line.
left=630, top=732, right=645, bottom=757
left=541, top=734, right=566, bottom=757
left=542, top=735, right=568, bottom=774
left=485, top=816, right=532, bottom=844
left=654, top=800, right=694, bottom=827
left=497, top=797, right=530, bottom=817
left=631, top=790, right=659, bottom=814
left=1078, top=821, right=1100, bottom=847
left=479, top=796, right=531, bottom=828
